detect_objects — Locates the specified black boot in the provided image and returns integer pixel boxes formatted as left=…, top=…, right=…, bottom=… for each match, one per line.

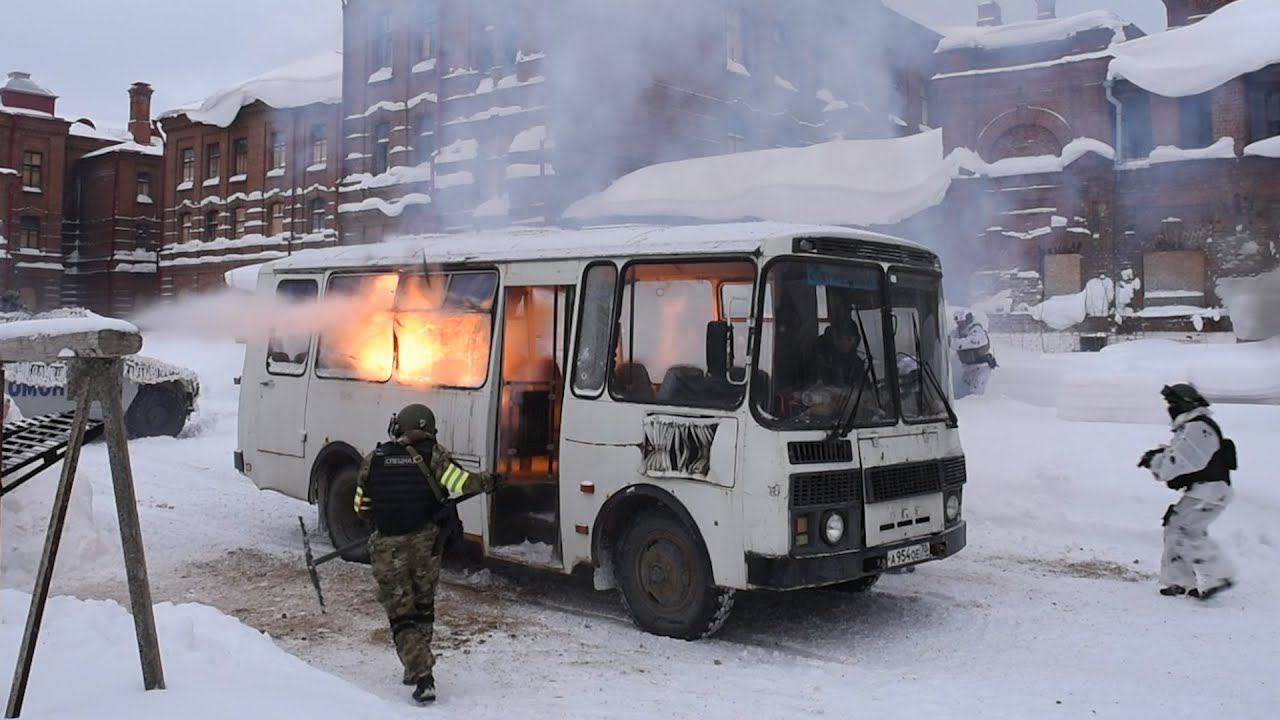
left=402, top=670, right=415, bottom=686
left=1159, top=585, right=1187, bottom=597
left=413, top=674, right=436, bottom=704
left=1195, top=580, right=1234, bottom=601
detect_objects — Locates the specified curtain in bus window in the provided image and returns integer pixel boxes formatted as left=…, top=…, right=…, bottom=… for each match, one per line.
left=395, top=271, right=497, bottom=388
left=267, top=279, right=318, bottom=376
left=572, top=264, right=617, bottom=397
left=316, top=274, right=398, bottom=382
left=610, top=261, right=754, bottom=409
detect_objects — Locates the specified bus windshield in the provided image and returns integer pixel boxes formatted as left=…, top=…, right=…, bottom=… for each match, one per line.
left=889, top=270, right=950, bottom=423
left=753, top=260, right=895, bottom=430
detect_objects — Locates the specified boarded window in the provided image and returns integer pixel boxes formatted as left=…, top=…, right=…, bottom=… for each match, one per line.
left=267, top=279, right=318, bottom=376
left=1143, top=251, right=1207, bottom=307
left=1043, top=254, right=1083, bottom=298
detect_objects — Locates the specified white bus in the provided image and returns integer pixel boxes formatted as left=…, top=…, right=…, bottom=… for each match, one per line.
left=235, top=222, right=967, bottom=639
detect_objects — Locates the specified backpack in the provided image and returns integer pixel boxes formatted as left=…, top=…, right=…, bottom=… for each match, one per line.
left=1196, top=417, right=1238, bottom=471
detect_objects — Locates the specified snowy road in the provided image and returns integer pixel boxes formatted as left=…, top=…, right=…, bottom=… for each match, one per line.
left=7, top=334, right=1278, bottom=719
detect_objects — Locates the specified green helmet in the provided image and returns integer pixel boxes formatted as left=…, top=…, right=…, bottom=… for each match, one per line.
left=391, top=403, right=437, bottom=441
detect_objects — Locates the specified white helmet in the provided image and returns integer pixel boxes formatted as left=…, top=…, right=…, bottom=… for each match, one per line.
left=953, top=310, right=974, bottom=327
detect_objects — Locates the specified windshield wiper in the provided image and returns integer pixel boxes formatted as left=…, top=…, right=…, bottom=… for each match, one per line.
left=828, top=309, right=877, bottom=440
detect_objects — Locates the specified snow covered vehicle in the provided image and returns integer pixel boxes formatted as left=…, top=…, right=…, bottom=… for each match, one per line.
left=1, top=314, right=199, bottom=438
left=235, top=223, right=968, bottom=639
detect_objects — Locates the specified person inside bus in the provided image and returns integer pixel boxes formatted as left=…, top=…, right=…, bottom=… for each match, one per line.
left=812, top=321, right=867, bottom=388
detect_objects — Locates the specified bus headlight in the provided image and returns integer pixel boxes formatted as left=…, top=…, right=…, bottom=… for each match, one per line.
left=822, top=512, right=845, bottom=545
left=945, top=493, right=961, bottom=522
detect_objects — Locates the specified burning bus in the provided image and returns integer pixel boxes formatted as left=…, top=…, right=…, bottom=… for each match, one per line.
left=235, top=222, right=967, bottom=638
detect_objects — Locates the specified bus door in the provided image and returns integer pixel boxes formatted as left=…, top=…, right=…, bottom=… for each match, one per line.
left=490, top=284, right=573, bottom=564
left=256, top=277, right=318, bottom=457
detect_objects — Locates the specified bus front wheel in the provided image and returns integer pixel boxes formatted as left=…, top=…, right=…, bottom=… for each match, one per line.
left=616, top=510, right=734, bottom=640
left=323, top=468, right=371, bottom=563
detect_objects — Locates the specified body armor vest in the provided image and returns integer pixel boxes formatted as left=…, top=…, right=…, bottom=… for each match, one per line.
left=1167, top=417, right=1233, bottom=491
left=365, top=440, right=443, bottom=536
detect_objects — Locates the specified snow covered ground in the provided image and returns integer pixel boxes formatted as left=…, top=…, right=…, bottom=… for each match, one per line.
left=2, top=332, right=1277, bottom=718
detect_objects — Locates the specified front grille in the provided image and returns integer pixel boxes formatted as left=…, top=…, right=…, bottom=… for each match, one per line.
left=942, top=456, right=967, bottom=487
left=797, top=237, right=940, bottom=270
left=787, top=439, right=853, bottom=465
left=865, top=461, right=943, bottom=503
left=790, top=470, right=862, bottom=508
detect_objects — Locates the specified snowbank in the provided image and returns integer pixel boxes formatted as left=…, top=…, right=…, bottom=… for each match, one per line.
left=936, top=10, right=1128, bottom=53
left=954, top=137, right=1115, bottom=177
left=565, top=129, right=954, bottom=227
left=1217, top=269, right=1280, bottom=341
left=162, top=52, right=343, bottom=128
left=1108, top=0, right=1280, bottom=97
left=0, top=310, right=137, bottom=344
left=0, top=591, right=413, bottom=719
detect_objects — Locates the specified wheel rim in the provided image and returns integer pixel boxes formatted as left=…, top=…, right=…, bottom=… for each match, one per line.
left=637, top=532, right=694, bottom=611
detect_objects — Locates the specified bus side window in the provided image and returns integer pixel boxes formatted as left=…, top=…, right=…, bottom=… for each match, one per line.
left=267, top=279, right=318, bottom=376
left=571, top=263, right=617, bottom=398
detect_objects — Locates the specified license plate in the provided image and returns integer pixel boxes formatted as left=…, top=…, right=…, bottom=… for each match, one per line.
left=887, top=542, right=932, bottom=568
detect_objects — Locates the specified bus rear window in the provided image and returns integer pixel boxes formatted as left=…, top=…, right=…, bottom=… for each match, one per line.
left=315, top=274, right=397, bottom=382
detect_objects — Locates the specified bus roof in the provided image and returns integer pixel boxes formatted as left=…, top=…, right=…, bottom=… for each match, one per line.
left=265, top=222, right=933, bottom=274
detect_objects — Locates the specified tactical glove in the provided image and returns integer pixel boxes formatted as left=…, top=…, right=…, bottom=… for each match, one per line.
left=1138, top=449, right=1159, bottom=469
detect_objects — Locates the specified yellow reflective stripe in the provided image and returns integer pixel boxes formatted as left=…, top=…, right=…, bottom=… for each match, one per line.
left=442, top=464, right=470, bottom=493
left=353, top=486, right=370, bottom=513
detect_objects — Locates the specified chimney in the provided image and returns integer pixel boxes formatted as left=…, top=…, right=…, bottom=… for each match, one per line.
left=1036, top=0, right=1057, bottom=20
left=128, top=82, right=154, bottom=146
left=977, top=1, right=1003, bottom=27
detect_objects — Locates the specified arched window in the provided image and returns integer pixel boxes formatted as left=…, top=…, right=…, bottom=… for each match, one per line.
left=268, top=203, right=286, bottom=236
left=204, top=210, right=219, bottom=241
left=309, top=199, right=327, bottom=234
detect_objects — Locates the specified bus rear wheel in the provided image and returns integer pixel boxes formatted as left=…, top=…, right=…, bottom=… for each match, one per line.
left=323, top=468, right=371, bottom=563
left=616, top=510, right=734, bottom=640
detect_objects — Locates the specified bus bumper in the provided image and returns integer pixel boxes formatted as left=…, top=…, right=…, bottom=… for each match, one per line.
left=745, top=522, right=966, bottom=590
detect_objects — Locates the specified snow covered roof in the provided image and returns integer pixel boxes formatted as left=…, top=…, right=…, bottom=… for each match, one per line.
left=69, top=121, right=128, bottom=142
left=954, top=137, right=1116, bottom=178
left=1108, top=0, right=1280, bottom=97
left=80, top=138, right=164, bottom=160
left=266, top=222, right=929, bottom=273
left=2, top=71, right=55, bottom=97
left=162, top=52, right=342, bottom=128
left=935, top=10, right=1130, bottom=53
left=564, top=130, right=953, bottom=228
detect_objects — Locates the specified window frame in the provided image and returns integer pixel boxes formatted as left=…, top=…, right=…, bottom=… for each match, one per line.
left=204, top=210, right=219, bottom=240
left=415, top=113, right=436, bottom=165
left=393, top=268, right=500, bottom=390
left=606, top=256, right=758, bottom=411
left=1179, top=93, right=1214, bottom=149
left=205, top=142, right=221, bottom=180
left=570, top=261, right=620, bottom=400
left=231, top=206, right=248, bottom=238
left=373, top=122, right=392, bottom=175
left=232, top=137, right=250, bottom=176
left=267, top=278, right=320, bottom=377
left=887, top=265, right=949, bottom=427
left=726, top=7, right=748, bottom=66
left=136, top=172, right=152, bottom=199
left=314, top=272, right=399, bottom=384
left=309, top=198, right=327, bottom=233
left=21, top=151, right=43, bottom=190
left=309, top=124, right=328, bottom=166
left=269, top=130, right=287, bottom=170
left=417, top=2, right=438, bottom=62
left=179, top=212, right=193, bottom=242
left=268, top=202, right=286, bottom=236
left=18, top=216, right=40, bottom=249
left=180, top=147, right=196, bottom=183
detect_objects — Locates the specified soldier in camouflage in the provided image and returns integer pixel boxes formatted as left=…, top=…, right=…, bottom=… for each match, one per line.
left=354, top=403, right=498, bottom=704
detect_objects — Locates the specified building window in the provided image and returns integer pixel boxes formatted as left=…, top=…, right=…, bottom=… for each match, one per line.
left=1267, top=88, right=1280, bottom=138
left=270, top=131, right=287, bottom=170
left=1120, top=91, right=1153, bottom=160
left=180, top=213, right=193, bottom=242
left=204, top=210, right=219, bottom=240
left=181, top=148, right=195, bottom=183
left=417, top=2, right=437, bottom=62
left=373, top=123, right=392, bottom=175
left=268, top=202, right=286, bottom=236
left=372, top=11, right=393, bottom=71
left=18, top=216, right=39, bottom=249
left=1179, top=93, right=1214, bottom=149
left=1247, top=78, right=1280, bottom=142
left=415, top=114, right=435, bottom=164
left=309, top=125, right=327, bottom=167
left=206, top=143, right=221, bottom=180
left=134, top=223, right=150, bottom=250
left=232, top=207, right=247, bottom=238
left=470, top=6, right=495, bottom=70
left=494, top=15, right=519, bottom=70
left=233, top=138, right=250, bottom=176
left=1143, top=250, right=1207, bottom=307
left=727, top=8, right=748, bottom=67
left=772, top=22, right=792, bottom=81
left=1043, top=254, right=1083, bottom=298
left=21, top=151, right=42, bottom=190
left=137, top=172, right=152, bottom=200
left=309, top=198, right=326, bottom=233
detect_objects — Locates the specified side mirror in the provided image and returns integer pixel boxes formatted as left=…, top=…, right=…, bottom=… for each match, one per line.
left=706, top=321, right=733, bottom=380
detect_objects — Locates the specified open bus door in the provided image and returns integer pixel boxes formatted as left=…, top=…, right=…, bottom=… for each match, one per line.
left=490, top=285, right=573, bottom=566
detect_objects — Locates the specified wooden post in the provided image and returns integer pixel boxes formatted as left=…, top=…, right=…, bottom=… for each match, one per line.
left=96, top=361, right=165, bottom=692
left=4, top=381, right=92, bottom=719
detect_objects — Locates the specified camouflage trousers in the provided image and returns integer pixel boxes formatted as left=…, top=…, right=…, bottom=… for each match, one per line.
left=369, top=525, right=442, bottom=681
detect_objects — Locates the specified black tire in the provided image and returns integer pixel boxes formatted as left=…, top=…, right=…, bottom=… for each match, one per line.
left=323, top=468, right=371, bottom=563
left=615, top=509, right=734, bottom=640
left=124, top=384, right=189, bottom=439
left=831, top=573, right=881, bottom=593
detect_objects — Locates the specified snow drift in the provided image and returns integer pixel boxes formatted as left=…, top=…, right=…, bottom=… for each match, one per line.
left=1108, top=0, right=1280, bottom=97
left=161, top=52, right=343, bottom=128
left=936, top=10, right=1129, bottom=53
left=1217, top=268, right=1280, bottom=341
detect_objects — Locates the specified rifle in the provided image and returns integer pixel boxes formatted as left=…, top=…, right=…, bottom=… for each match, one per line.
left=297, top=487, right=489, bottom=612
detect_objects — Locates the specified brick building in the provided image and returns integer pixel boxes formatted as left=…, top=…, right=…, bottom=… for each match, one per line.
left=927, top=0, right=1280, bottom=340
left=337, top=0, right=937, bottom=241
left=157, top=53, right=344, bottom=298
left=1, top=71, right=162, bottom=314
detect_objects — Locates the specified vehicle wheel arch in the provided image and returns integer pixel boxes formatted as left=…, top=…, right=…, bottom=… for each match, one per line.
left=591, top=484, right=713, bottom=582
left=308, top=441, right=362, bottom=505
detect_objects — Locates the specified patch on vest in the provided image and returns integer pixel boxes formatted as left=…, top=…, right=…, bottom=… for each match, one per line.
left=383, top=456, right=416, bottom=466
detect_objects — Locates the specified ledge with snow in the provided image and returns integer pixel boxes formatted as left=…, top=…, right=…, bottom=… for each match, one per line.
left=0, top=310, right=141, bottom=361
